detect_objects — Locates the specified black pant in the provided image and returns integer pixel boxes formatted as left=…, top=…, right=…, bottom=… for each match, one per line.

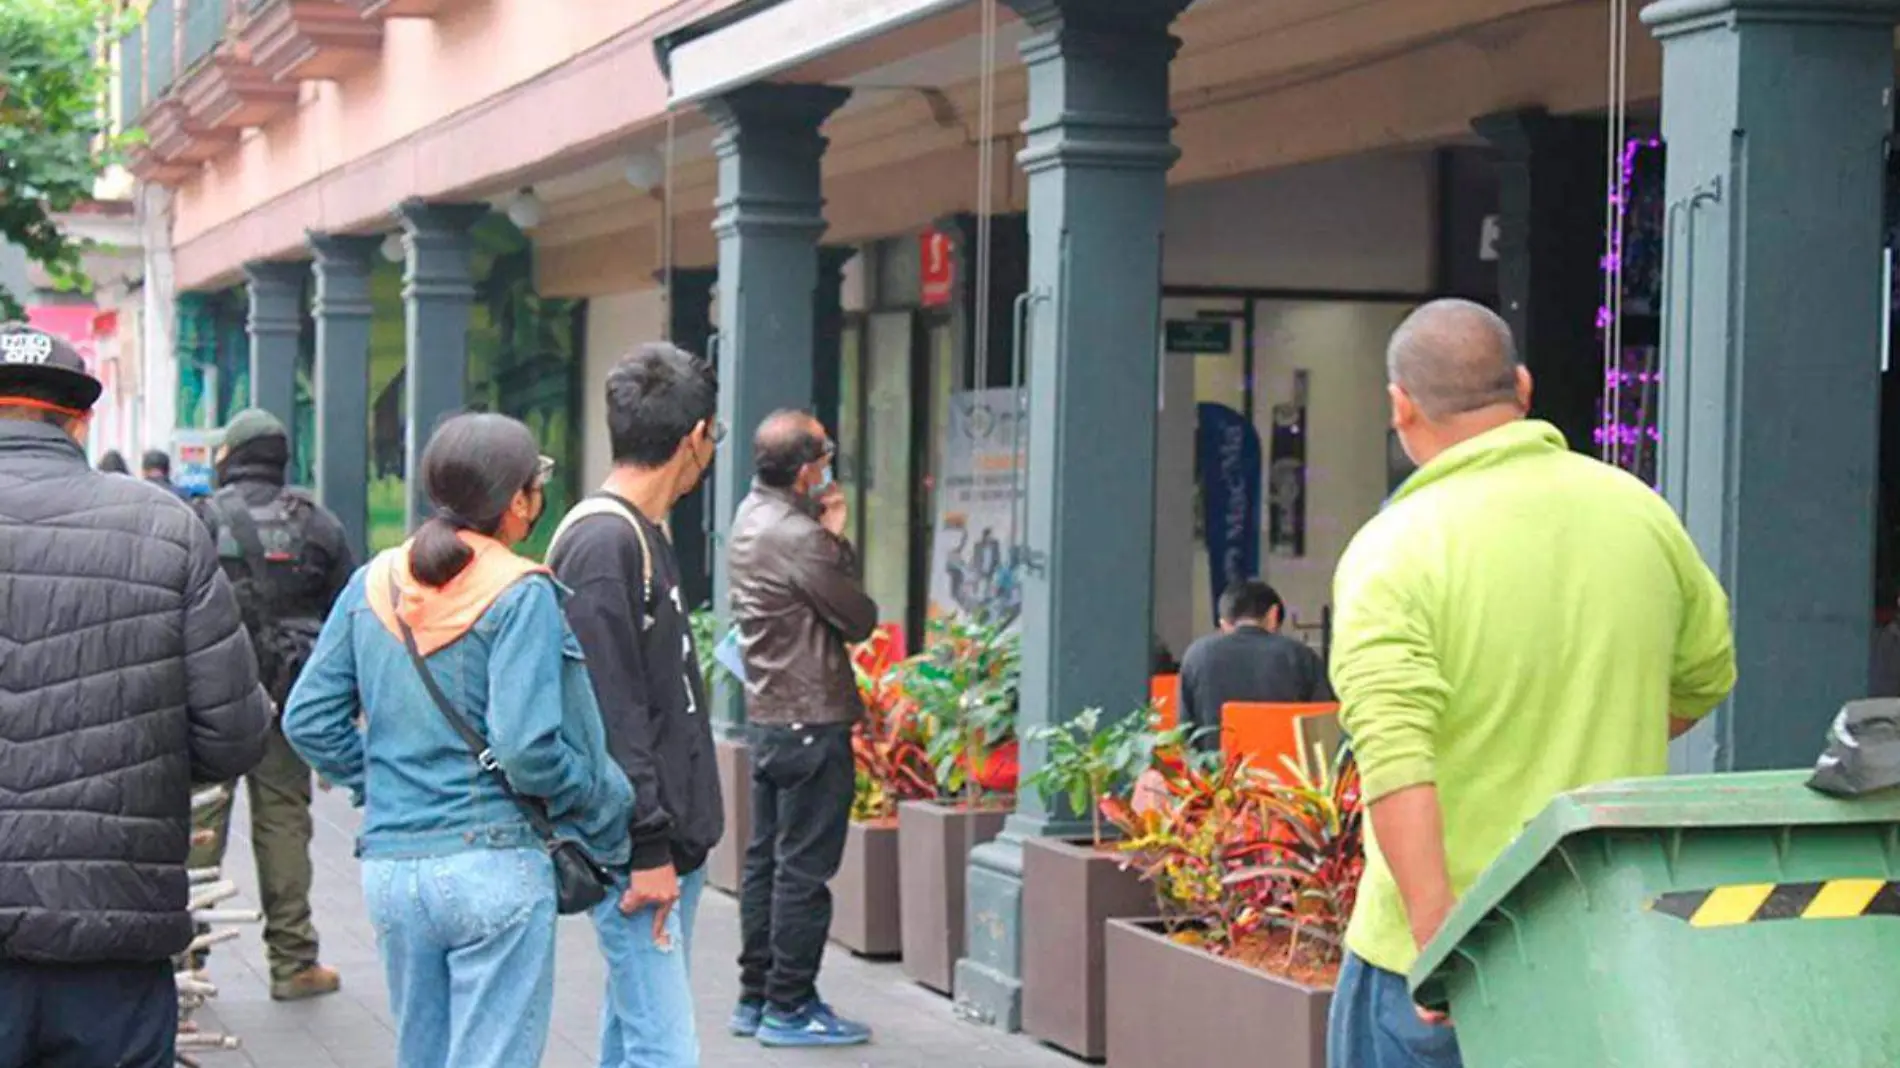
left=0, top=960, right=176, bottom=1068
left=738, top=721, right=855, bottom=1011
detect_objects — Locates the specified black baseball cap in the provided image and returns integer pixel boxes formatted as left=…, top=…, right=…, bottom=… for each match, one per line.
left=0, top=322, right=102, bottom=415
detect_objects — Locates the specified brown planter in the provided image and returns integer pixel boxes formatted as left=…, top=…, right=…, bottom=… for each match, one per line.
left=827, top=819, right=902, bottom=957
left=897, top=800, right=1007, bottom=994
left=705, top=736, right=751, bottom=894
left=1104, top=920, right=1330, bottom=1068
left=1021, top=838, right=1152, bottom=1061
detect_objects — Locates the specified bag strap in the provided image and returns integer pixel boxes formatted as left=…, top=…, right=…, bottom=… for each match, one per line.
left=549, top=496, right=654, bottom=627
left=209, top=488, right=285, bottom=626
left=384, top=576, right=562, bottom=843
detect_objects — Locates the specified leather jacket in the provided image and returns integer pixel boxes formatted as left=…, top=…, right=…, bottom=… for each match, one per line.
left=728, top=481, right=880, bottom=726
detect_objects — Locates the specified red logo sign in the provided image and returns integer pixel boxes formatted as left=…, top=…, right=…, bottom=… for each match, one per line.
left=920, top=229, right=954, bottom=308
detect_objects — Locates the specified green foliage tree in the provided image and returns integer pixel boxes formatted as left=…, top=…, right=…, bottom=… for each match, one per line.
left=0, top=0, right=119, bottom=318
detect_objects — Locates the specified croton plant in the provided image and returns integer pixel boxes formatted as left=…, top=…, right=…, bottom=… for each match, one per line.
left=849, top=617, right=1022, bottom=821
left=1104, top=746, right=1365, bottom=975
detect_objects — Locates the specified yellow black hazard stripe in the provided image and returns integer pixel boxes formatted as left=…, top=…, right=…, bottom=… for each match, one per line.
left=1650, top=880, right=1900, bottom=928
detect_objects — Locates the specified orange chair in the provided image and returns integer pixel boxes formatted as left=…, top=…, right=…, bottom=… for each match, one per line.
left=1149, top=674, right=1181, bottom=729
left=1220, top=701, right=1341, bottom=774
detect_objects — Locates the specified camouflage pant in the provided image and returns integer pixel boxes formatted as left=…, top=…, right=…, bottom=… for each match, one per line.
left=189, top=724, right=319, bottom=983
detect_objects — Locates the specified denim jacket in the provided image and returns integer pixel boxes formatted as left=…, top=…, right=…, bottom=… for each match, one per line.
left=283, top=562, right=633, bottom=867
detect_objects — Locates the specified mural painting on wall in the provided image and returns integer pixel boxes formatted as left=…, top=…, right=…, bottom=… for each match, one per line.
left=366, top=215, right=583, bottom=556
left=1196, top=402, right=1262, bottom=627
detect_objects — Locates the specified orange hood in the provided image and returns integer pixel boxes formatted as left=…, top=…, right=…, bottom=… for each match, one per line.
left=366, top=533, right=548, bottom=656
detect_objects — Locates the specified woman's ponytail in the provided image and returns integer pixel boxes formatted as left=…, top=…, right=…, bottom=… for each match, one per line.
left=408, top=515, right=475, bottom=588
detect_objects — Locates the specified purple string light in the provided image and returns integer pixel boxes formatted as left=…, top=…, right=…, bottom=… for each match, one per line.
left=1597, top=136, right=1664, bottom=485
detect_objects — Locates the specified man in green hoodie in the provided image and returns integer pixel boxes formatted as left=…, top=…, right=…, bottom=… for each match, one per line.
left=1325, top=300, right=1736, bottom=1068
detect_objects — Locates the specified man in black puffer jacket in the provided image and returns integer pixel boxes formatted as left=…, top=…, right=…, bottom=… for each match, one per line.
left=0, top=322, right=271, bottom=1068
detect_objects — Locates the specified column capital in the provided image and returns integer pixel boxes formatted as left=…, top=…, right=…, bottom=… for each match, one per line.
left=707, top=84, right=850, bottom=241
left=395, top=199, right=485, bottom=303
left=307, top=231, right=381, bottom=267
left=704, top=83, right=851, bottom=138
left=1008, top=0, right=1184, bottom=177
left=394, top=198, right=490, bottom=237
left=243, top=260, right=307, bottom=337
left=1005, top=0, right=1193, bottom=32
left=1643, top=0, right=1900, bottom=36
left=242, top=258, right=308, bottom=294
left=308, top=233, right=380, bottom=321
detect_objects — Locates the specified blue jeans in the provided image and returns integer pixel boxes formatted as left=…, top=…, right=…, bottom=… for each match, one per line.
left=362, top=848, right=558, bottom=1068
left=592, top=865, right=707, bottom=1067
left=1327, top=952, right=1464, bottom=1068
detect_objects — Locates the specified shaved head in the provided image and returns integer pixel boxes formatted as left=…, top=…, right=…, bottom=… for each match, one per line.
left=1387, top=299, right=1521, bottom=421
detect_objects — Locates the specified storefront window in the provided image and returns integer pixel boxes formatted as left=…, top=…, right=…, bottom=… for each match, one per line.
left=363, top=215, right=583, bottom=554
left=861, top=310, right=914, bottom=631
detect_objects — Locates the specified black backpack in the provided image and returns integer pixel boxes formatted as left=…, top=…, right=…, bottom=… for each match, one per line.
left=208, top=487, right=326, bottom=708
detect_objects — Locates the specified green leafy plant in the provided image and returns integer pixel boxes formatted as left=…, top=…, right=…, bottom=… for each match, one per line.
left=0, top=0, right=128, bottom=317
left=1021, top=705, right=1189, bottom=846
left=850, top=628, right=934, bottom=821
left=1103, top=748, right=1364, bottom=979
left=689, top=606, right=727, bottom=690
left=898, top=616, right=1020, bottom=803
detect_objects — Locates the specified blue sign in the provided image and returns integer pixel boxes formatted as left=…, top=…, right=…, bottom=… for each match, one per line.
left=1195, top=403, right=1262, bottom=627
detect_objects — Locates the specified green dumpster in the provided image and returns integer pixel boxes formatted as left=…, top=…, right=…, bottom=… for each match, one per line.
left=1411, top=770, right=1900, bottom=1067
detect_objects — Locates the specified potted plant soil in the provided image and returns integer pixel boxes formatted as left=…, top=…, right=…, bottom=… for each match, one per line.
left=1016, top=706, right=1189, bottom=1062
left=828, top=634, right=929, bottom=957
left=896, top=618, right=1020, bottom=995
left=1103, top=751, right=1364, bottom=1068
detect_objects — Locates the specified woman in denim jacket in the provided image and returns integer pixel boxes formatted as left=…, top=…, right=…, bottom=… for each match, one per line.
left=284, top=413, right=633, bottom=1068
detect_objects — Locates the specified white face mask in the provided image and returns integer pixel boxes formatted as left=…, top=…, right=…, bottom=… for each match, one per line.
left=812, top=465, right=835, bottom=494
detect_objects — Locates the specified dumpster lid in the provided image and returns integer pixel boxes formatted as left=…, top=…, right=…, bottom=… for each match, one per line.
left=1409, top=770, right=1900, bottom=1008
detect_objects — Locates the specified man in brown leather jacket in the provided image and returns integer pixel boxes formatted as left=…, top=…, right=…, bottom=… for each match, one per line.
left=727, top=410, right=880, bottom=1048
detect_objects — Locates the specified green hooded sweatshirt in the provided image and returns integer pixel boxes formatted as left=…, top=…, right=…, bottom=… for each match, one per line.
left=1332, top=419, right=1736, bottom=976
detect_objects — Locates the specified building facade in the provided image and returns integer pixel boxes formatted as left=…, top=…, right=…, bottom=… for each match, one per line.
left=118, top=0, right=1899, bottom=1033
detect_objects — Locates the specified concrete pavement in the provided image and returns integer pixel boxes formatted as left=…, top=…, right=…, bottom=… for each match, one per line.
left=191, top=786, right=1075, bottom=1068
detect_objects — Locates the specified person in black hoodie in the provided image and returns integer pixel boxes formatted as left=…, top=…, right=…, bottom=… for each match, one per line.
left=548, top=342, right=724, bottom=1068
left=190, top=408, right=355, bottom=1001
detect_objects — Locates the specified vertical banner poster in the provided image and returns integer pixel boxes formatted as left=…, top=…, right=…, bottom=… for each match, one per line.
left=1195, top=403, right=1262, bottom=626
left=1268, top=372, right=1309, bottom=557
left=928, top=388, right=1027, bottom=623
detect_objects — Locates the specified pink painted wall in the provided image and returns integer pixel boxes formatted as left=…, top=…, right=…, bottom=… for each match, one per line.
left=172, top=1, right=732, bottom=281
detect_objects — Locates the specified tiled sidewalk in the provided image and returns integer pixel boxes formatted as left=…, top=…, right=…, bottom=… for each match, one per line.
left=191, top=788, right=1075, bottom=1068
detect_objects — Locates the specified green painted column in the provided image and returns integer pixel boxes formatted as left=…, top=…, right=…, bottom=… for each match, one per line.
left=308, top=233, right=380, bottom=561
left=666, top=266, right=717, bottom=612
left=957, top=0, right=1189, bottom=1031
left=242, top=260, right=306, bottom=434
left=703, top=83, right=851, bottom=731
left=395, top=199, right=488, bottom=532
left=1644, top=0, right=1899, bottom=771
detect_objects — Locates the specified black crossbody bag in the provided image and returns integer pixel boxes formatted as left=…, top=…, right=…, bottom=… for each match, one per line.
left=387, top=579, right=611, bottom=915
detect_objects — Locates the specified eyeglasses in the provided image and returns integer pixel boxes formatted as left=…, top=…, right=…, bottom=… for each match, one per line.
left=532, top=455, right=556, bottom=489
left=707, top=418, right=727, bottom=446
left=821, top=439, right=837, bottom=459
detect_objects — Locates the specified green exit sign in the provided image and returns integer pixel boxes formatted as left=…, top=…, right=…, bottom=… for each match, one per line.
left=1165, top=319, right=1233, bottom=354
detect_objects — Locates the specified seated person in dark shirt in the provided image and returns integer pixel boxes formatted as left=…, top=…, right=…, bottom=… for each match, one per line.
left=1177, top=579, right=1332, bottom=751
